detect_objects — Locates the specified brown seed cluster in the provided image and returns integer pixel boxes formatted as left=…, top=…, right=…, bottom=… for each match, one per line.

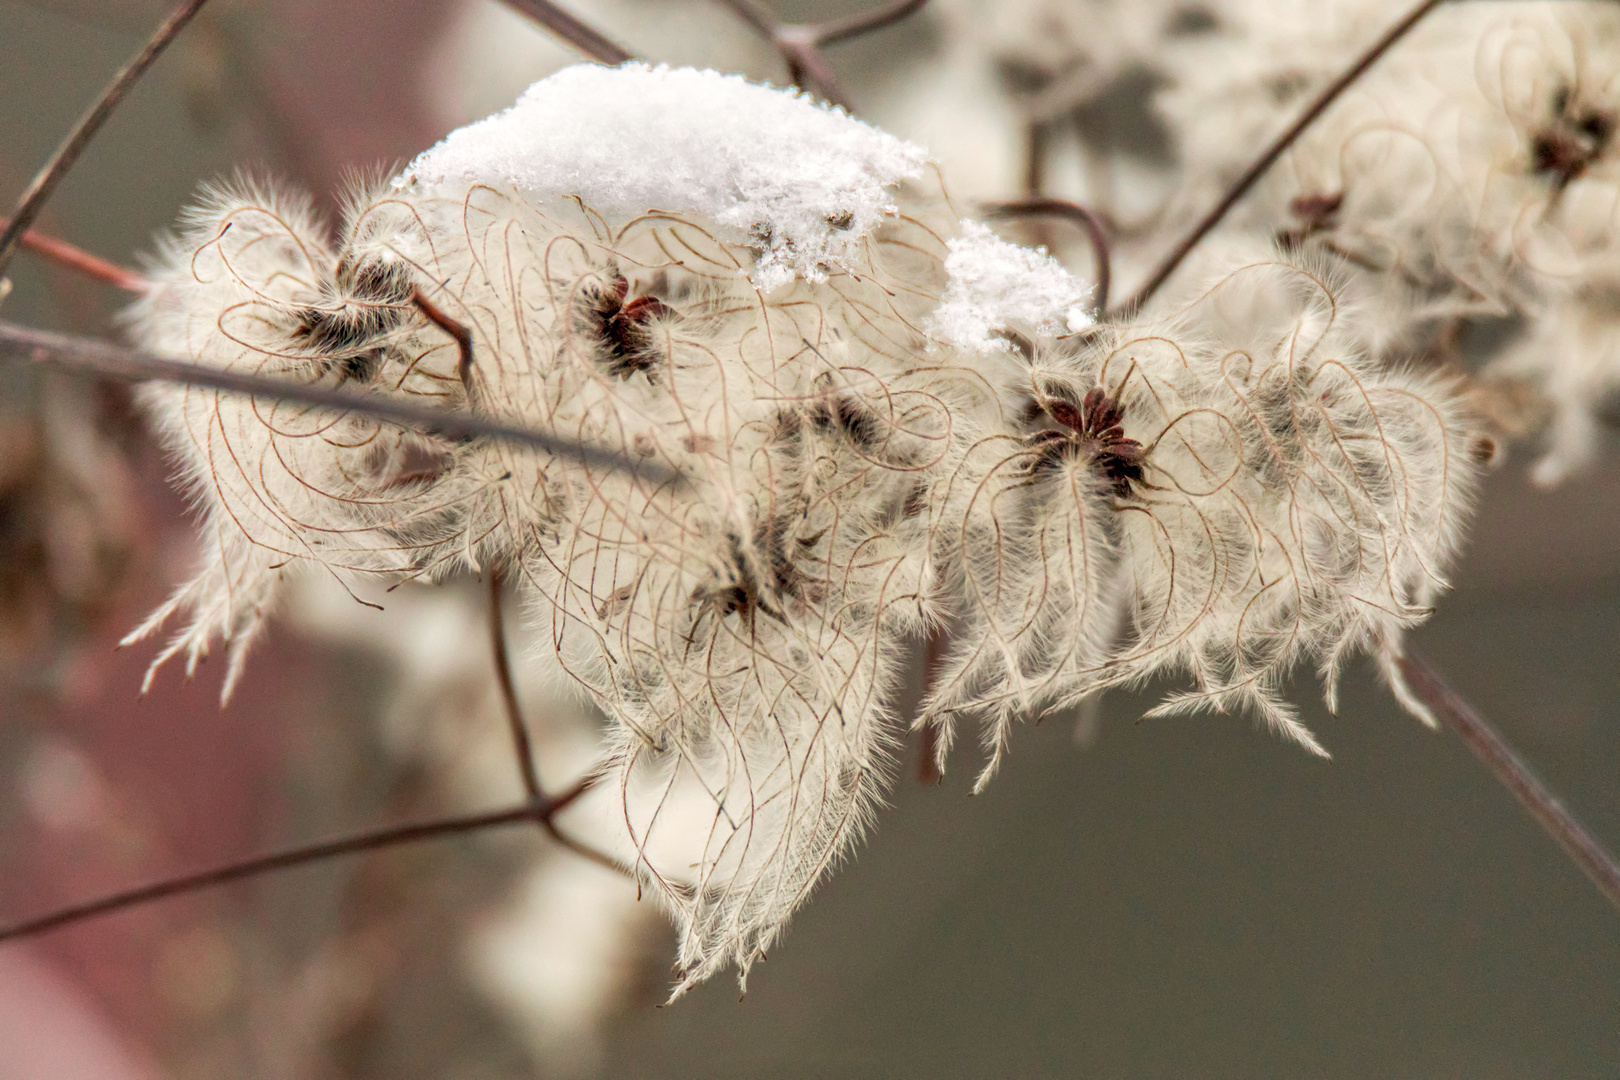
left=579, top=272, right=674, bottom=378
left=1532, top=86, right=1614, bottom=191
left=1026, top=385, right=1147, bottom=498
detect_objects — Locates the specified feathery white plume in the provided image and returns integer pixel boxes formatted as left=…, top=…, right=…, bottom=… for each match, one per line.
left=924, top=249, right=1480, bottom=776
left=127, top=63, right=1478, bottom=998
left=126, top=65, right=989, bottom=997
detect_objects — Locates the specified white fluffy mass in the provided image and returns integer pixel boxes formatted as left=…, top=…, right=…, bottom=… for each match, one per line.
left=127, top=61, right=1478, bottom=1001
left=128, top=64, right=975, bottom=1001
left=926, top=220, right=1093, bottom=351
left=396, top=62, right=928, bottom=291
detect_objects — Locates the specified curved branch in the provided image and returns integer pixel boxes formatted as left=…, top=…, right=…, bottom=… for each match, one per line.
left=412, top=287, right=476, bottom=395
left=0, top=320, right=681, bottom=484
left=714, top=0, right=778, bottom=39
left=816, top=0, right=930, bottom=47
left=1394, top=654, right=1620, bottom=916
left=1117, top=0, right=1447, bottom=315
left=0, top=0, right=214, bottom=279
left=713, top=0, right=932, bottom=110
left=490, top=569, right=544, bottom=803
left=985, top=198, right=1112, bottom=313
left=0, top=771, right=621, bottom=944
left=0, top=803, right=538, bottom=943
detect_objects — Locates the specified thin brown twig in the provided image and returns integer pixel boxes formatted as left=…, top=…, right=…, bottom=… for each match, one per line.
left=531, top=775, right=625, bottom=874
left=0, top=802, right=539, bottom=943
left=1116, top=0, right=1447, bottom=315
left=716, top=0, right=776, bottom=39
left=482, top=567, right=627, bottom=875
left=1394, top=653, right=1620, bottom=916
left=0, top=320, right=680, bottom=483
left=7, top=222, right=149, bottom=293
left=0, top=0, right=214, bottom=280
left=489, top=568, right=544, bottom=803
left=985, top=198, right=1113, bottom=313
left=542, top=816, right=626, bottom=875
left=713, top=0, right=932, bottom=110
left=546, top=774, right=595, bottom=815
left=0, top=772, right=626, bottom=945
left=1021, top=120, right=1050, bottom=200
left=780, top=35, right=851, bottom=110
left=412, top=287, right=476, bottom=396
left=712, top=0, right=849, bottom=110
left=498, top=0, right=633, bottom=64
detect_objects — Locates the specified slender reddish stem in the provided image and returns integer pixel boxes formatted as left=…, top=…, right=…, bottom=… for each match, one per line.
left=715, top=0, right=777, bottom=39
left=0, top=768, right=623, bottom=945
left=1117, top=0, right=1446, bottom=314
left=1395, top=654, right=1620, bottom=915
left=0, top=803, right=539, bottom=943
left=411, top=287, right=476, bottom=396
left=815, top=0, right=930, bottom=46
left=484, top=568, right=628, bottom=874
left=0, top=0, right=214, bottom=279
left=714, top=0, right=932, bottom=110
left=9, top=224, right=148, bottom=293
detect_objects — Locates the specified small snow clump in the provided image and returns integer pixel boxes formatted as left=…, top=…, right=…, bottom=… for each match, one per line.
left=926, top=220, right=1093, bottom=352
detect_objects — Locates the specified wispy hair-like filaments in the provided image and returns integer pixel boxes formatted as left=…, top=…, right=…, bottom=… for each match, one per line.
left=126, top=169, right=979, bottom=995
left=121, top=180, right=477, bottom=699
left=1269, top=4, right=1620, bottom=306
left=503, top=194, right=967, bottom=994
left=1255, top=4, right=1620, bottom=486
left=123, top=158, right=1477, bottom=995
left=920, top=364, right=1121, bottom=788
left=1111, top=257, right=1477, bottom=748
left=925, top=254, right=1477, bottom=772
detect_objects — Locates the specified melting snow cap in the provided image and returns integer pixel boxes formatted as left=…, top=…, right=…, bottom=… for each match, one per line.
left=396, top=63, right=929, bottom=292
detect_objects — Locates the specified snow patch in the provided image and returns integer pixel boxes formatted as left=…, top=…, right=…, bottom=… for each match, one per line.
left=396, top=63, right=928, bottom=292
left=926, top=221, right=1094, bottom=353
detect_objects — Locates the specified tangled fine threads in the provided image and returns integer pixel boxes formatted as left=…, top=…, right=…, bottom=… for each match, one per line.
left=922, top=252, right=1476, bottom=784
left=124, top=132, right=977, bottom=996
left=124, top=65, right=1482, bottom=997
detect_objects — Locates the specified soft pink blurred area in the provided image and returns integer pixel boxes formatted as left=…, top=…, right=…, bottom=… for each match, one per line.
left=0, top=945, right=162, bottom=1080
left=0, top=450, right=346, bottom=1072
left=0, top=2, right=493, bottom=1069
